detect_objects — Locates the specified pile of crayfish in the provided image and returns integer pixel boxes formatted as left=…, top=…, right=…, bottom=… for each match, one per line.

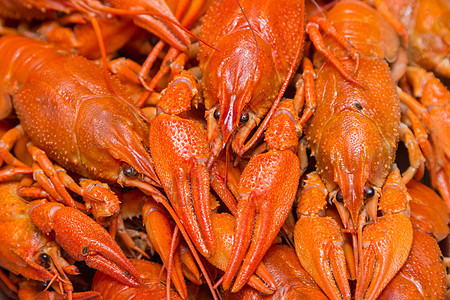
left=0, top=0, right=448, bottom=299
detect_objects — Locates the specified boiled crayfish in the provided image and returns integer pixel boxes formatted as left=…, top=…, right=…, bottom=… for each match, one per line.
left=0, top=0, right=447, bottom=299
left=198, top=0, right=306, bottom=159
left=294, top=1, right=429, bottom=299
left=0, top=180, right=139, bottom=297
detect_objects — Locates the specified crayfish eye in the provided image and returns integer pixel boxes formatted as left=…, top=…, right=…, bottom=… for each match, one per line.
left=240, top=111, right=249, bottom=123
left=123, top=165, right=138, bottom=177
left=55, top=11, right=67, bottom=18
left=364, top=186, right=375, bottom=199
left=39, top=253, right=51, bottom=269
left=336, top=190, right=344, bottom=203
left=213, top=108, right=220, bottom=120
left=82, top=246, right=89, bottom=256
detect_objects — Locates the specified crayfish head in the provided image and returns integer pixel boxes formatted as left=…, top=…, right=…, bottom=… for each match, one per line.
left=76, top=96, right=159, bottom=186
left=22, top=243, right=79, bottom=295
left=317, top=112, right=391, bottom=229
left=201, top=30, right=280, bottom=158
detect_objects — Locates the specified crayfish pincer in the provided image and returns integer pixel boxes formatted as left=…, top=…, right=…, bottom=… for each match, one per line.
left=148, top=71, right=215, bottom=258
left=29, top=200, right=141, bottom=287
left=0, top=181, right=79, bottom=297
left=222, top=99, right=301, bottom=292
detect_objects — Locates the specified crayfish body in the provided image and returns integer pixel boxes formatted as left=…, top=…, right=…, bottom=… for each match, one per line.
left=295, top=1, right=422, bottom=299
left=0, top=34, right=159, bottom=187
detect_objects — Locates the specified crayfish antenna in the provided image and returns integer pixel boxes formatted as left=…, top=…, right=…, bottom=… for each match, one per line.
left=143, top=197, right=188, bottom=299
left=121, top=177, right=219, bottom=300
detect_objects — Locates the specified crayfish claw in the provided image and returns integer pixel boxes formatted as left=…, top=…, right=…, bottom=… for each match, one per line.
left=230, top=207, right=276, bottom=293
left=29, top=201, right=141, bottom=287
left=179, top=242, right=202, bottom=285
left=173, top=166, right=213, bottom=257
left=206, top=212, right=275, bottom=294
left=223, top=150, right=300, bottom=292
left=149, top=114, right=215, bottom=258
left=143, top=196, right=188, bottom=299
left=355, top=213, right=413, bottom=300
left=295, top=216, right=351, bottom=300
left=355, top=168, right=414, bottom=300
left=294, top=172, right=351, bottom=300
left=84, top=254, right=140, bottom=287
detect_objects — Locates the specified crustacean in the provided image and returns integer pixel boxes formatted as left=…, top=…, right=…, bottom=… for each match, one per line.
left=398, top=66, right=450, bottom=207
left=380, top=0, right=450, bottom=78
left=0, top=34, right=217, bottom=298
left=294, top=0, right=427, bottom=299
left=197, top=0, right=307, bottom=159
left=0, top=180, right=138, bottom=298
left=0, top=0, right=447, bottom=299
left=0, top=33, right=203, bottom=290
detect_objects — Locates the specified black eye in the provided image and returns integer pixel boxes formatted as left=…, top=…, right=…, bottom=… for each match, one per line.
left=39, top=253, right=51, bottom=269
left=123, top=165, right=137, bottom=177
left=364, top=186, right=375, bottom=199
left=336, top=190, right=344, bottom=203
left=240, top=111, right=249, bottom=123
left=214, top=108, right=220, bottom=120
left=55, top=11, right=66, bottom=18
left=82, top=246, right=89, bottom=256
